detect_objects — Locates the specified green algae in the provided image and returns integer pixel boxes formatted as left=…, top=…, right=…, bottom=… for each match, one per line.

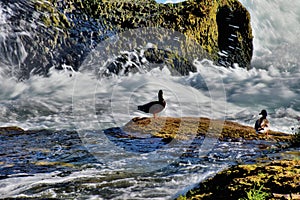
left=34, top=0, right=71, bottom=29
left=33, top=0, right=253, bottom=69
left=179, top=160, right=300, bottom=200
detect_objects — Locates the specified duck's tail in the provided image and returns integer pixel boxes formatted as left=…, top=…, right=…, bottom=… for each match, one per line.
left=137, top=105, right=143, bottom=111
left=137, top=105, right=147, bottom=113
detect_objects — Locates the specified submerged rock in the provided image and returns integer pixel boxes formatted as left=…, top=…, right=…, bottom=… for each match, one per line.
left=0, top=126, right=98, bottom=177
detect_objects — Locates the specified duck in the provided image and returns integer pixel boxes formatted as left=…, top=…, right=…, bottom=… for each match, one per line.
left=254, top=109, right=270, bottom=136
left=137, top=90, right=166, bottom=118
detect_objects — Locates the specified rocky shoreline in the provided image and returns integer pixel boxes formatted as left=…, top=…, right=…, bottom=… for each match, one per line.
left=1, top=117, right=299, bottom=199
left=104, top=117, right=299, bottom=200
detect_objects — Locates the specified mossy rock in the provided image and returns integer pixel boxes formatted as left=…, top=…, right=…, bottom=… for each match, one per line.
left=81, top=0, right=253, bottom=69
left=179, top=160, right=300, bottom=200
left=35, top=0, right=253, bottom=70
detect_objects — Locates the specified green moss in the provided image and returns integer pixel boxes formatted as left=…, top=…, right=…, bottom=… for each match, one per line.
left=179, top=160, right=300, bottom=200
left=177, top=195, right=187, bottom=200
left=34, top=0, right=71, bottom=29
left=33, top=0, right=253, bottom=68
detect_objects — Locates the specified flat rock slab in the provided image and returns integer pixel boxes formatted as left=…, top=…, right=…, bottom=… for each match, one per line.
left=122, top=117, right=291, bottom=142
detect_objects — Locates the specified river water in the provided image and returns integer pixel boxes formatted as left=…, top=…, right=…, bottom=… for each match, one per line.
left=0, top=0, right=300, bottom=199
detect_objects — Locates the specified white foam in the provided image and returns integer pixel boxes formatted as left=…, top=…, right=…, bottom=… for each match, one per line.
left=0, top=1, right=299, bottom=134
left=0, top=59, right=298, bottom=133
left=239, top=0, right=300, bottom=70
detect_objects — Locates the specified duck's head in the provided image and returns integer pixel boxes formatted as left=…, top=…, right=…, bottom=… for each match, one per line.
left=259, top=109, right=267, bottom=117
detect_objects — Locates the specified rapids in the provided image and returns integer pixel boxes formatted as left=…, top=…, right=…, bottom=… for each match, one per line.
left=0, top=0, right=300, bottom=199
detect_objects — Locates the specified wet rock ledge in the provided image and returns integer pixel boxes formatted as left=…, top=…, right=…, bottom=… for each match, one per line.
left=106, top=117, right=291, bottom=143
left=1, top=118, right=298, bottom=199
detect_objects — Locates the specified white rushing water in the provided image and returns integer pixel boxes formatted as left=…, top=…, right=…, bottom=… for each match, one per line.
left=0, top=1, right=300, bottom=199
left=0, top=0, right=299, bottom=133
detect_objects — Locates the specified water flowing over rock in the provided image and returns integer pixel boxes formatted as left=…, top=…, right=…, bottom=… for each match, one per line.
left=0, top=0, right=253, bottom=79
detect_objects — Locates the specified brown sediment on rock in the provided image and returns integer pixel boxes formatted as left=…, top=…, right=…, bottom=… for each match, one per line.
left=1, top=117, right=291, bottom=143
left=0, top=126, right=25, bottom=133
left=123, top=117, right=291, bottom=142
left=178, top=159, right=300, bottom=200
left=0, top=126, right=50, bottom=136
left=0, top=126, right=27, bottom=136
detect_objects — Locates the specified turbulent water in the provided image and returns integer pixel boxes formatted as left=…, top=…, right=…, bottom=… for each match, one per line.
left=0, top=0, right=300, bottom=199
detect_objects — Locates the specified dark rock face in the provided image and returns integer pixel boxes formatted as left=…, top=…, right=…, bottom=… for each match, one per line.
left=217, top=4, right=253, bottom=69
left=0, top=0, right=253, bottom=79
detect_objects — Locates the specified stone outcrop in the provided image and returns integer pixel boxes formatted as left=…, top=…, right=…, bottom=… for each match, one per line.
left=2, top=0, right=253, bottom=79
left=73, top=0, right=253, bottom=69
left=178, top=160, right=300, bottom=200
left=108, top=117, right=291, bottom=142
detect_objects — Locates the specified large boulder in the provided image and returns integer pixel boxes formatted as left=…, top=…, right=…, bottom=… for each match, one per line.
left=82, top=0, right=253, bottom=69
left=1, top=0, right=253, bottom=79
